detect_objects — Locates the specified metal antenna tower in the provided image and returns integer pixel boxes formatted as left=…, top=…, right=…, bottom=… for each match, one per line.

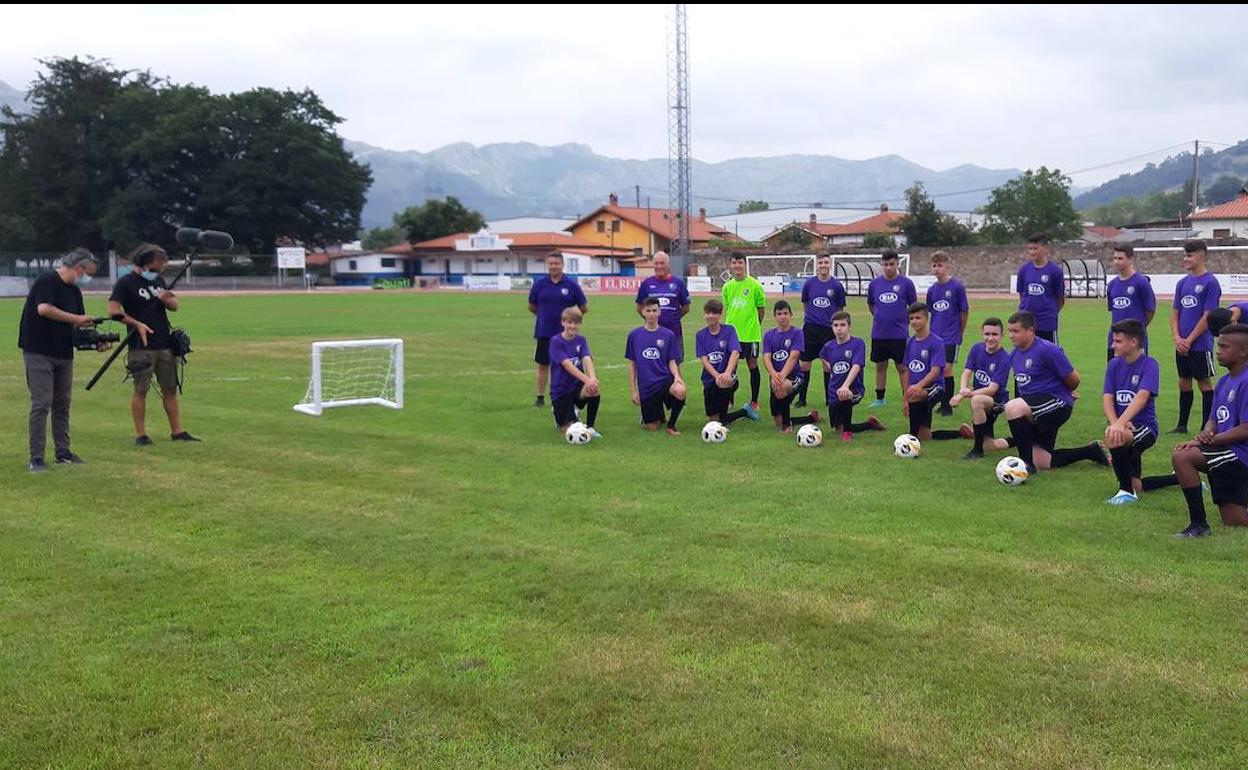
left=666, top=4, right=692, bottom=276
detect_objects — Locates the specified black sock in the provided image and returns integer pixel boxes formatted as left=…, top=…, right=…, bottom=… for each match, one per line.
left=1182, top=485, right=1207, bottom=527
left=972, top=422, right=988, bottom=453
left=1008, top=417, right=1035, bottom=468
left=723, top=408, right=747, bottom=425
left=749, top=368, right=760, bottom=403
left=792, top=412, right=816, bottom=426
left=931, top=430, right=962, bottom=440
left=1141, top=473, right=1180, bottom=491
left=848, top=421, right=874, bottom=433
left=1201, top=389, right=1213, bottom=427
left=584, top=396, right=600, bottom=428
left=823, top=371, right=831, bottom=398
left=1178, top=390, right=1194, bottom=427
left=1049, top=444, right=1103, bottom=468
left=666, top=397, right=685, bottom=429
left=1004, top=437, right=1016, bottom=448
left=876, top=388, right=886, bottom=400
left=1108, top=446, right=1135, bottom=491
left=943, top=377, right=955, bottom=406
left=796, top=373, right=810, bottom=402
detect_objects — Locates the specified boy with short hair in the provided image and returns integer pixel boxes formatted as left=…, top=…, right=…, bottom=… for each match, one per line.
left=763, top=300, right=820, bottom=432
left=548, top=307, right=602, bottom=436
left=626, top=298, right=688, bottom=435
left=696, top=299, right=759, bottom=425
left=818, top=311, right=885, bottom=441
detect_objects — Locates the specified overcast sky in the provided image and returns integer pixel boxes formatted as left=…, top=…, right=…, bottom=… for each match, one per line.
left=4, top=4, right=1247, bottom=184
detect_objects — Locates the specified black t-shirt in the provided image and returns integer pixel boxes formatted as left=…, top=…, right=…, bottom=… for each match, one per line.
left=110, top=272, right=172, bottom=350
left=18, top=270, right=85, bottom=360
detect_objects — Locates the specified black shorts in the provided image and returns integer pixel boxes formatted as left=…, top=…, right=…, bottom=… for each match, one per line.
left=944, top=344, right=960, bottom=366
left=800, top=324, right=834, bottom=363
left=703, top=379, right=739, bottom=417
left=769, top=376, right=804, bottom=416
left=640, top=378, right=681, bottom=423
left=1201, top=448, right=1248, bottom=505
left=552, top=392, right=590, bottom=426
left=870, top=338, right=906, bottom=364
left=1021, top=392, right=1073, bottom=450
left=827, top=389, right=865, bottom=408
left=670, top=333, right=685, bottom=364
left=739, top=341, right=761, bottom=361
left=534, top=336, right=552, bottom=365
left=1176, top=350, right=1216, bottom=380
left=1036, top=330, right=1058, bottom=344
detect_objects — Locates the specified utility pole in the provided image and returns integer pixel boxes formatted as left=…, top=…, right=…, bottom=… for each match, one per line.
left=667, top=4, right=692, bottom=277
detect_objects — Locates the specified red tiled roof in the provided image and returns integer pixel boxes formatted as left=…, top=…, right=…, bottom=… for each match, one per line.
left=820, top=211, right=904, bottom=236
left=388, top=232, right=637, bottom=255
left=1191, top=194, right=1248, bottom=220
left=1083, top=225, right=1122, bottom=239
left=568, top=205, right=736, bottom=242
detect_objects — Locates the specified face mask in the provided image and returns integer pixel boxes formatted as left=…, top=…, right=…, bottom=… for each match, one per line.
left=141, top=271, right=159, bottom=281
left=76, top=272, right=93, bottom=286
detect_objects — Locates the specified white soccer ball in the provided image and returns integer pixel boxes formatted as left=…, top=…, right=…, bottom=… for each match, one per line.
left=996, top=456, right=1030, bottom=486
left=796, top=424, right=823, bottom=448
left=564, top=421, right=592, bottom=445
left=701, top=421, right=728, bottom=444
left=893, top=433, right=921, bottom=458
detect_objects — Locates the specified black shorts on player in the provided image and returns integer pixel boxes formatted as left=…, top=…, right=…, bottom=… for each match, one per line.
left=944, top=343, right=959, bottom=365
left=640, top=378, right=682, bottom=424
left=552, top=393, right=591, bottom=427
left=1021, top=392, right=1072, bottom=451
left=870, top=338, right=905, bottom=365
left=1201, top=448, right=1248, bottom=506
left=534, top=336, right=552, bottom=365
left=1036, top=330, right=1058, bottom=344
left=1175, top=350, right=1216, bottom=380
left=800, top=324, right=834, bottom=363
left=703, top=379, right=739, bottom=418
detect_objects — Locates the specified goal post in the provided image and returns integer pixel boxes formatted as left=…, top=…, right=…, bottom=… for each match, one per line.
left=293, top=338, right=404, bottom=416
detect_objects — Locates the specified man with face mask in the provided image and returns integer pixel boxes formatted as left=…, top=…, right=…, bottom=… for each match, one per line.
left=17, top=247, right=101, bottom=472
left=109, top=243, right=199, bottom=445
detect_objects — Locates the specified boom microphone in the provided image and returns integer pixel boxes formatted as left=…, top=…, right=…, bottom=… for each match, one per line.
left=175, top=227, right=202, bottom=248
left=198, top=230, right=234, bottom=251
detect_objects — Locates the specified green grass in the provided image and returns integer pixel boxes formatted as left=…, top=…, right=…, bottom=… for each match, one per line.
left=1, top=291, right=1246, bottom=769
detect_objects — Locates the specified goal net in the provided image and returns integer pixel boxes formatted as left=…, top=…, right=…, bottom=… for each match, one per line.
left=293, top=338, right=404, bottom=416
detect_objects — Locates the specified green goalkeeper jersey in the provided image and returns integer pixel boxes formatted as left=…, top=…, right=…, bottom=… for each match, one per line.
left=721, top=276, right=766, bottom=343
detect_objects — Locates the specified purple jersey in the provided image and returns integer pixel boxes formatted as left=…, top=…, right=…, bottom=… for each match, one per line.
left=548, top=334, right=591, bottom=400
left=1106, top=272, right=1156, bottom=346
left=926, top=278, right=969, bottom=344
left=528, top=276, right=587, bottom=338
left=763, top=326, right=804, bottom=378
left=625, top=325, right=677, bottom=398
left=1015, top=261, right=1065, bottom=332
left=695, top=325, right=741, bottom=387
left=1173, top=273, right=1221, bottom=352
left=866, top=275, right=917, bottom=340
left=800, top=275, right=847, bottom=327
left=819, top=336, right=867, bottom=399
left=1103, top=354, right=1160, bottom=436
left=1232, top=301, right=1248, bottom=320
left=1010, top=337, right=1075, bottom=405
left=905, top=332, right=947, bottom=386
left=1212, top=369, right=1248, bottom=467
left=964, top=342, right=1011, bottom=404
left=635, top=275, right=690, bottom=335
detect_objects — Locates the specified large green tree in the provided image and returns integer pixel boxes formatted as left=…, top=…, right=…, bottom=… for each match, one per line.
left=896, top=182, right=974, bottom=246
left=396, top=196, right=485, bottom=244
left=979, top=167, right=1081, bottom=244
left=737, top=199, right=769, bottom=214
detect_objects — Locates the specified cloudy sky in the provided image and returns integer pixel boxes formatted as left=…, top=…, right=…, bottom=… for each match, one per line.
left=4, top=4, right=1247, bottom=184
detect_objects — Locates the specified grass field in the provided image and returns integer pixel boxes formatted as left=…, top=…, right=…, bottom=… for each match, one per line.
left=2, top=290, right=1247, bottom=769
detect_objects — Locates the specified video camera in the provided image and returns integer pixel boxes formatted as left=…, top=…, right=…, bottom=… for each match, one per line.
left=73, top=317, right=122, bottom=351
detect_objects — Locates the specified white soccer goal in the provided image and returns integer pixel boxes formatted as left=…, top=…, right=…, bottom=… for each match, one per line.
left=293, top=338, right=404, bottom=416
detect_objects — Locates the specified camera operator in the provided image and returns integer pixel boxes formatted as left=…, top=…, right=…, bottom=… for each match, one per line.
left=109, top=243, right=199, bottom=445
left=17, top=248, right=104, bottom=472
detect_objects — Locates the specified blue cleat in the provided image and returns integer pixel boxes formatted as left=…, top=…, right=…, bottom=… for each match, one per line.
left=743, top=403, right=761, bottom=421
left=1106, top=490, right=1138, bottom=505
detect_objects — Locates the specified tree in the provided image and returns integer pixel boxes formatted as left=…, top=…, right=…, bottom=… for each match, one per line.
left=897, top=182, right=975, bottom=247
left=396, top=196, right=485, bottom=244
left=979, top=167, right=1081, bottom=244
left=1204, top=175, right=1244, bottom=206
left=737, top=199, right=769, bottom=213
left=862, top=231, right=896, bottom=249
left=362, top=224, right=406, bottom=251
left=776, top=226, right=811, bottom=249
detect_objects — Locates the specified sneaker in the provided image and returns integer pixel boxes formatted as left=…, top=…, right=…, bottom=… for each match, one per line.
left=866, top=415, right=886, bottom=431
left=794, top=398, right=807, bottom=410
left=743, top=403, right=761, bottom=421
left=1175, top=523, right=1213, bottom=539
left=841, top=431, right=853, bottom=442
left=27, top=458, right=47, bottom=473
left=868, top=398, right=886, bottom=409
left=1089, top=441, right=1110, bottom=466
left=807, top=410, right=821, bottom=424
left=135, top=435, right=153, bottom=446
left=589, top=428, right=603, bottom=439
left=962, top=449, right=984, bottom=461
left=749, top=401, right=761, bottom=413
left=1106, top=490, right=1139, bottom=505
left=533, top=395, right=545, bottom=408
left=171, top=432, right=202, bottom=442
left=959, top=422, right=974, bottom=440
left=1168, top=424, right=1188, bottom=435
left=54, top=453, right=86, bottom=465
left=665, top=426, right=682, bottom=436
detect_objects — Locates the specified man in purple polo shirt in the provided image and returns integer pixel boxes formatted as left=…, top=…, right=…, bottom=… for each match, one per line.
left=1105, top=244, right=1155, bottom=362
left=866, top=250, right=917, bottom=409
left=528, top=251, right=587, bottom=408
left=926, top=251, right=969, bottom=416
left=626, top=297, right=687, bottom=435
left=763, top=300, right=820, bottom=432
left=634, top=251, right=691, bottom=364
left=1003, top=311, right=1108, bottom=474
left=1014, top=232, right=1065, bottom=343
left=1169, top=240, right=1221, bottom=434
left=795, top=253, right=847, bottom=409
left=1169, top=322, right=1248, bottom=538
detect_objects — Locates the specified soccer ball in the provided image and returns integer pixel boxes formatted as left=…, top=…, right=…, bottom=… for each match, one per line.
left=893, top=434, right=921, bottom=458
left=996, top=456, right=1030, bottom=486
left=564, top=422, right=592, bottom=445
left=702, top=421, right=728, bottom=444
left=796, top=424, right=823, bottom=448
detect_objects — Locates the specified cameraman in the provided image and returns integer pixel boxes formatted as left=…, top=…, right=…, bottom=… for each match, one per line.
left=17, top=248, right=101, bottom=472
left=109, top=243, right=199, bottom=445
